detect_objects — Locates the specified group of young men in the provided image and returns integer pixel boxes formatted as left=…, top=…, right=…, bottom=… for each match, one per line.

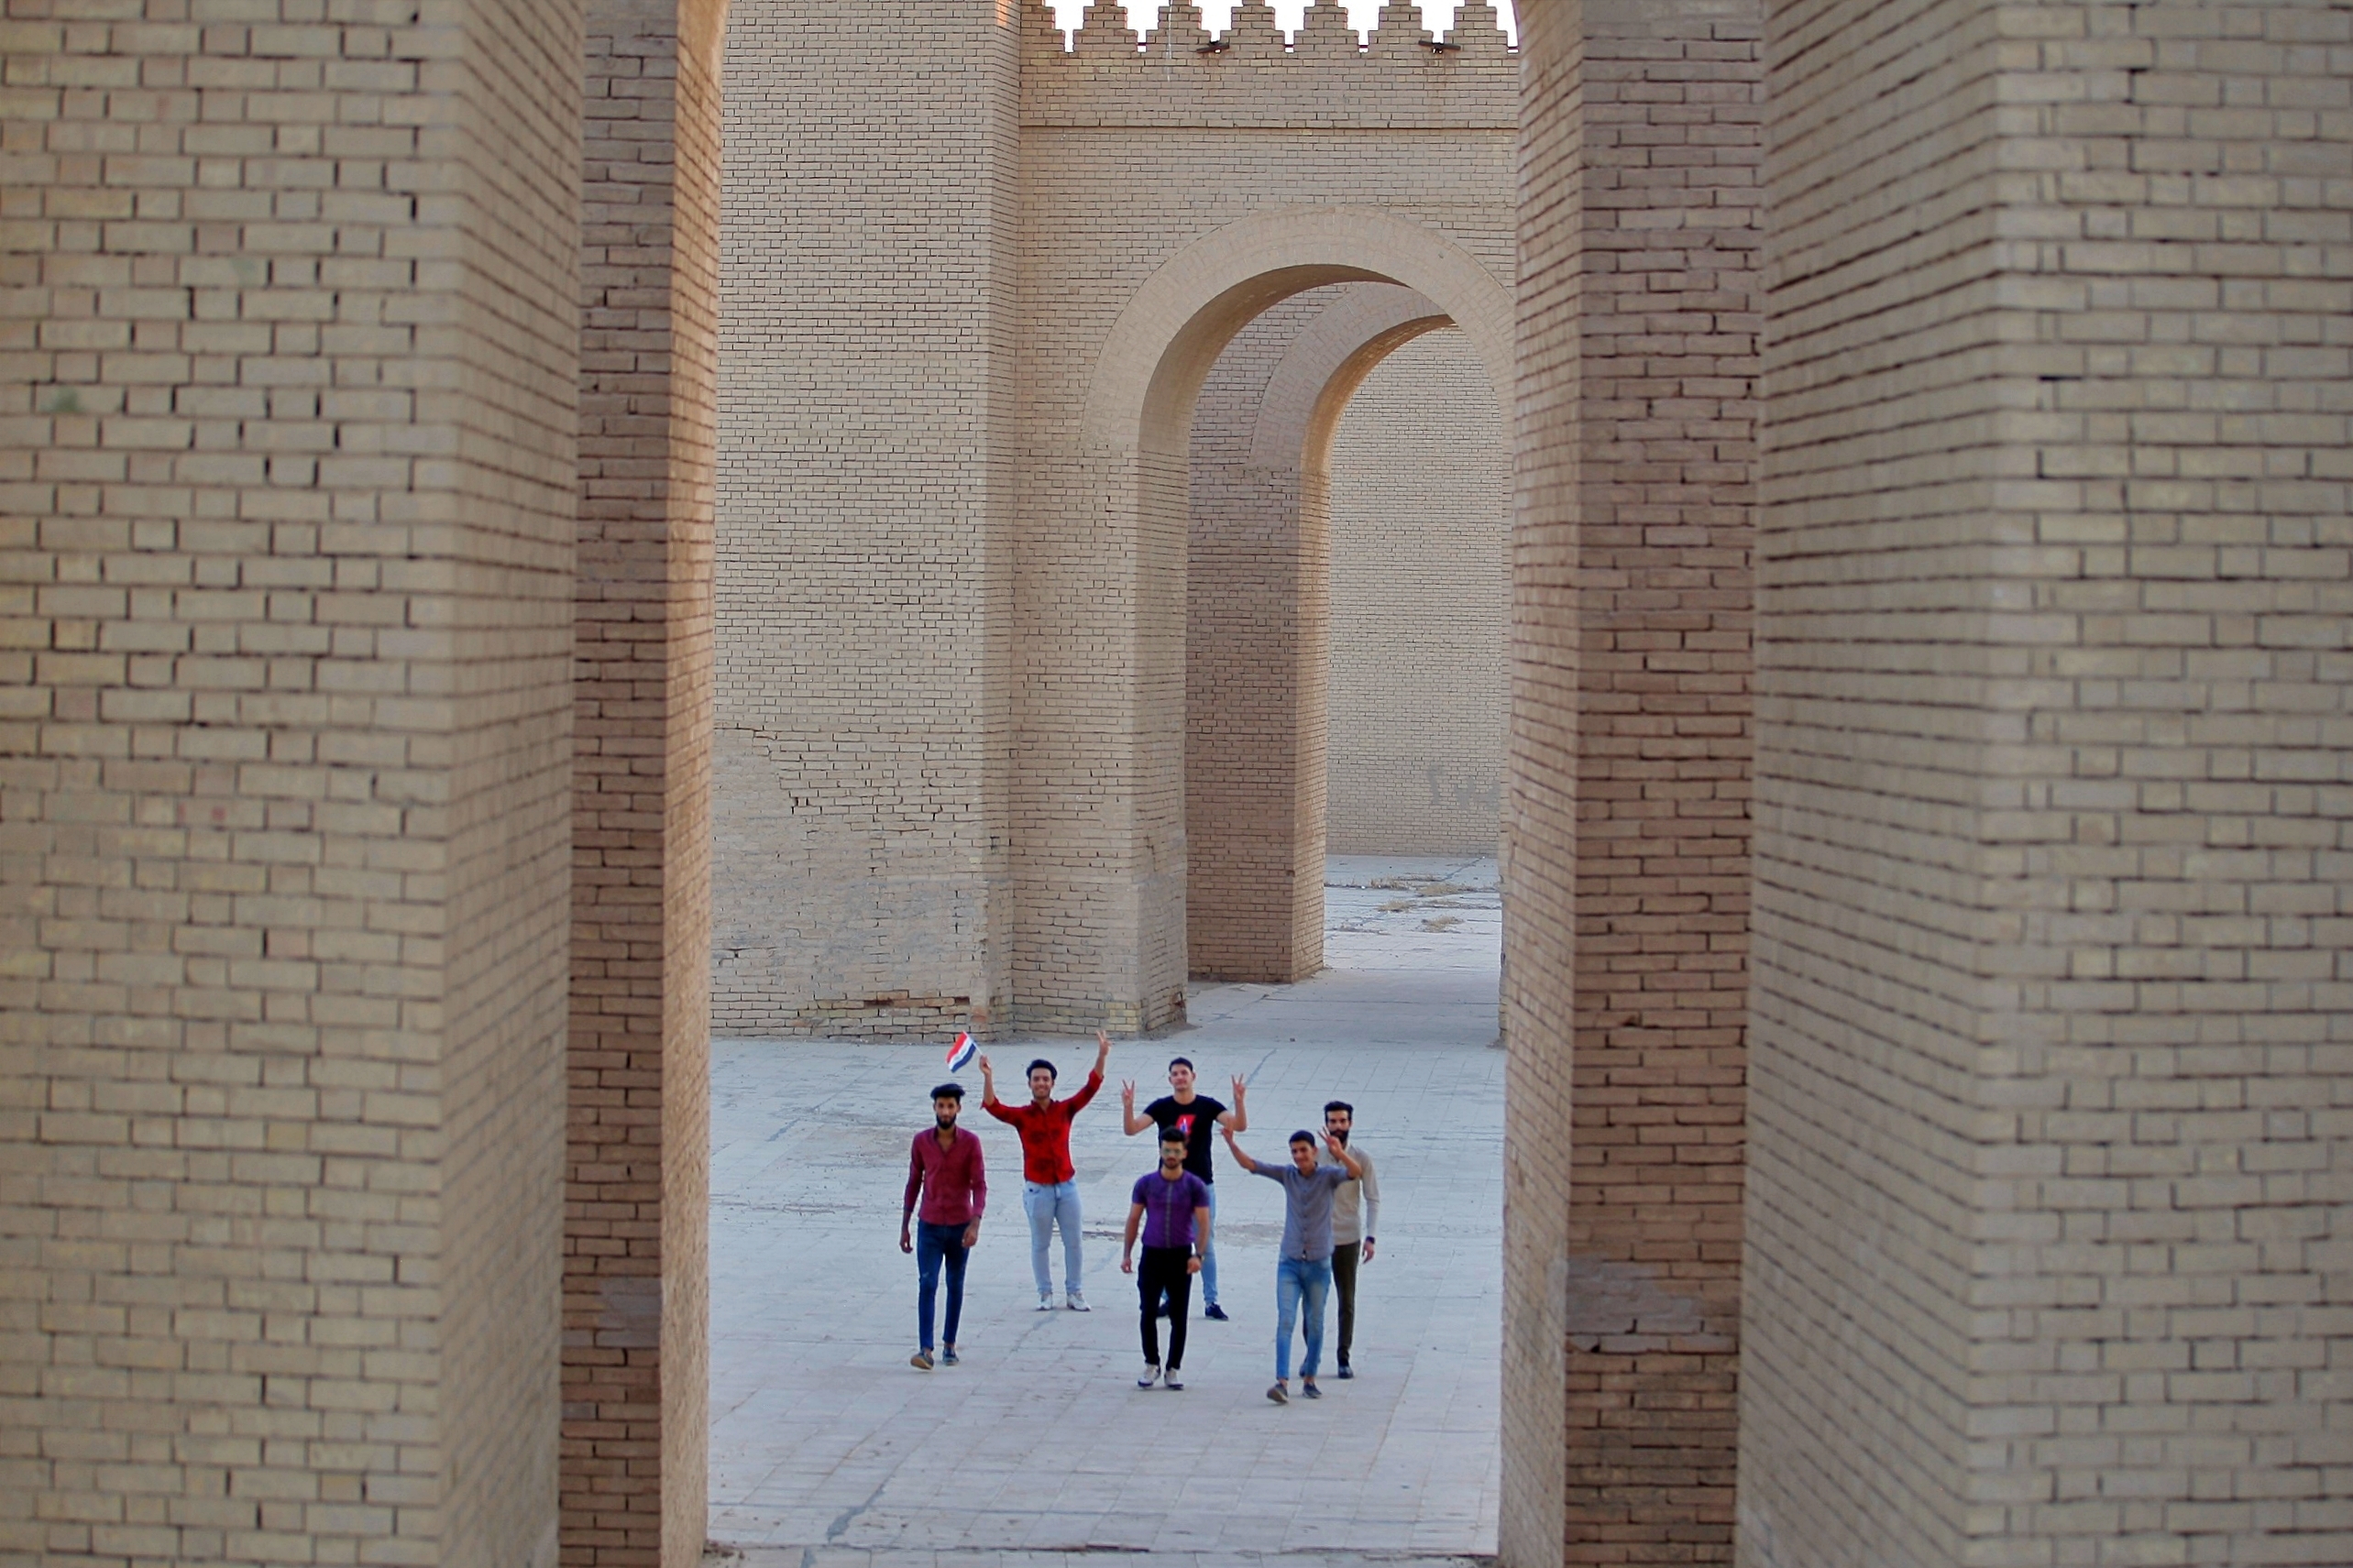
left=897, top=1035, right=1382, bottom=1403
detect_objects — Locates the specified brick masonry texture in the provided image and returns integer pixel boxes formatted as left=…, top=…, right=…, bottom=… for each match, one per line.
left=0, top=0, right=583, bottom=1561
left=1740, top=3, right=2353, bottom=1565
left=710, top=0, right=1515, bottom=1036
left=1327, top=325, right=1510, bottom=857
left=1507, top=4, right=1763, bottom=1563
left=1186, top=291, right=1334, bottom=984
left=570, top=0, right=720, bottom=1562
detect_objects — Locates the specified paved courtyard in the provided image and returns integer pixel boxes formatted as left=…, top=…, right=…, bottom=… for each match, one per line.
left=706, top=859, right=1503, bottom=1562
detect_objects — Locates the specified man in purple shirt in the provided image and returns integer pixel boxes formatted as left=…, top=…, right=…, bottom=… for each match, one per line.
left=1120, top=1128, right=1211, bottom=1389
left=901, top=1081, right=986, bottom=1370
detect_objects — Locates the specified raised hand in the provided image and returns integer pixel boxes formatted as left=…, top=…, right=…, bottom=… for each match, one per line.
left=1231, top=1074, right=1247, bottom=1102
left=978, top=1055, right=993, bottom=1077
left=1096, top=1028, right=1113, bottom=1059
left=1121, top=1080, right=1136, bottom=1106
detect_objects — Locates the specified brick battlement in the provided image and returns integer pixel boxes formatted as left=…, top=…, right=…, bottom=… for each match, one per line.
left=1022, top=2, right=1515, bottom=127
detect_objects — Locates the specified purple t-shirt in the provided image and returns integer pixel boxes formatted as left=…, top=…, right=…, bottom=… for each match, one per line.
left=1131, top=1168, right=1211, bottom=1250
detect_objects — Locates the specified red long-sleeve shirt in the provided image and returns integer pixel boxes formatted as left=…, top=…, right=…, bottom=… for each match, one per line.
left=905, top=1126, right=987, bottom=1226
left=984, top=1068, right=1103, bottom=1185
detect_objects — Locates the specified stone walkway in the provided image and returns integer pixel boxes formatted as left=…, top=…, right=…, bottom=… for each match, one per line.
left=707, top=859, right=1502, bottom=1562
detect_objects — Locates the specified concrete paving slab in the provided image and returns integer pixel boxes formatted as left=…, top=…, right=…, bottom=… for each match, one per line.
left=708, top=861, right=1501, bottom=1558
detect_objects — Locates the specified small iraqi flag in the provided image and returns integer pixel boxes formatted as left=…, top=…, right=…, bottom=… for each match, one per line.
left=945, top=1031, right=977, bottom=1073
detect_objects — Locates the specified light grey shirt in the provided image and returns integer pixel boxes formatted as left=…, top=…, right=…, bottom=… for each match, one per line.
left=1321, top=1142, right=1380, bottom=1245
left=1249, top=1159, right=1351, bottom=1262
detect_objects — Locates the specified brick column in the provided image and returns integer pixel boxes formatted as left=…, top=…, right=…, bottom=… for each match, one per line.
left=566, top=0, right=721, bottom=1563
left=1742, top=4, right=2353, bottom=1563
left=1507, top=2, right=1763, bottom=1563
left=0, top=1, right=583, bottom=1561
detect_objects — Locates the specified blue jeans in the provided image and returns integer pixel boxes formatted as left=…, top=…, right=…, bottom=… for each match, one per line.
left=1023, top=1179, right=1083, bottom=1295
left=916, top=1221, right=968, bottom=1351
left=1201, top=1182, right=1219, bottom=1306
left=1274, top=1255, right=1332, bottom=1381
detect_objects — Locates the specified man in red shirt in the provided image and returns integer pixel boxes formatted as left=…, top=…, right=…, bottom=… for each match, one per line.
left=901, top=1082, right=985, bottom=1371
left=981, top=1030, right=1111, bottom=1311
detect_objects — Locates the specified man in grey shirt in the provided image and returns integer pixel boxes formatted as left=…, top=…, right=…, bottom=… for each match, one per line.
left=1222, top=1123, right=1364, bottom=1404
left=1320, top=1100, right=1380, bottom=1379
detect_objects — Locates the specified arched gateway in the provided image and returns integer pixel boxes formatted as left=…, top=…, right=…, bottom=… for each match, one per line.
left=711, top=4, right=1516, bottom=1036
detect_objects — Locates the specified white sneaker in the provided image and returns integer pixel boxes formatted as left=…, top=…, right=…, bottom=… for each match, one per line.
left=1162, top=1371, right=1183, bottom=1390
left=1037, top=1294, right=1055, bottom=1311
left=1066, top=1292, right=1091, bottom=1312
left=1137, top=1362, right=1160, bottom=1387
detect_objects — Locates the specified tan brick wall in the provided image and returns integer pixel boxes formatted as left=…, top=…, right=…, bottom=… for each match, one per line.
left=1187, top=291, right=1333, bottom=982
left=0, top=0, right=582, bottom=1559
left=1011, top=1, right=1516, bottom=1029
left=709, top=1, right=1515, bottom=1035
left=1741, top=4, right=2353, bottom=1565
left=1502, top=6, right=1583, bottom=1555
left=712, top=0, right=1019, bottom=1038
left=1506, top=5, right=1762, bottom=1564
left=1326, top=325, right=1510, bottom=857
left=569, top=0, right=720, bottom=1561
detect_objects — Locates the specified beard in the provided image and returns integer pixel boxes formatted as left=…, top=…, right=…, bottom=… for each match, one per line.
left=1329, top=1129, right=1348, bottom=1146
left=935, top=1113, right=958, bottom=1132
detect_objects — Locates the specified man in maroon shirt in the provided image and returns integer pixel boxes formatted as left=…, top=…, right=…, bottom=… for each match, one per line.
left=980, top=1030, right=1111, bottom=1311
left=901, top=1081, right=985, bottom=1370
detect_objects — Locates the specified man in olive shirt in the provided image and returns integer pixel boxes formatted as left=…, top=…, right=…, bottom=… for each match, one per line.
left=1320, top=1100, right=1380, bottom=1379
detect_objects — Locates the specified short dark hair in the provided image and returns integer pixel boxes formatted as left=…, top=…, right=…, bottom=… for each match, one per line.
left=1289, top=1130, right=1317, bottom=1148
left=1026, top=1058, right=1057, bottom=1081
left=1159, top=1127, right=1188, bottom=1146
left=930, top=1082, right=964, bottom=1102
left=1168, top=1056, right=1194, bottom=1073
left=1324, top=1100, right=1353, bottom=1119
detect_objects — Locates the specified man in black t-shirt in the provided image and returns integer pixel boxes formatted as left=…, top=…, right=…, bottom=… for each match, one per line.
left=1122, top=1056, right=1248, bottom=1319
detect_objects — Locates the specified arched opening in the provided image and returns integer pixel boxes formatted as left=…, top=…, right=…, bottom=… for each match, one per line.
left=1061, top=206, right=1513, bottom=1026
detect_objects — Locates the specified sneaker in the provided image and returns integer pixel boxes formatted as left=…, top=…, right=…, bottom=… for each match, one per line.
left=909, top=1350, right=934, bottom=1371
left=1037, top=1294, right=1055, bottom=1312
left=1301, top=1380, right=1322, bottom=1399
left=1336, top=1362, right=1354, bottom=1380
left=1137, top=1362, right=1160, bottom=1388
left=1163, top=1371, right=1184, bottom=1390
left=1066, top=1292, right=1091, bottom=1312
left=1204, top=1303, right=1229, bottom=1321
left=941, top=1346, right=960, bottom=1366
left=1266, top=1381, right=1288, bottom=1405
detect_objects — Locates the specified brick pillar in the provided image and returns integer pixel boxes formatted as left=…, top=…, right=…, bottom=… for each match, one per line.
left=566, top=0, right=721, bottom=1562
left=1507, top=2, right=1763, bottom=1563
left=1187, top=294, right=1332, bottom=983
left=1565, top=3, right=1761, bottom=1563
left=1742, top=4, right=2353, bottom=1564
left=0, top=0, right=583, bottom=1561
left=713, top=0, right=1017, bottom=1038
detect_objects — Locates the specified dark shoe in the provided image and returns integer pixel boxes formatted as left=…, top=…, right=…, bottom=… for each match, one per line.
left=1155, top=1304, right=1169, bottom=1320
left=1300, top=1380, right=1322, bottom=1399
left=1204, top=1303, right=1229, bottom=1321
left=941, top=1345, right=959, bottom=1366
left=909, top=1350, right=933, bottom=1371
left=1336, top=1362, right=1354, bottom=1380
left=1266, top=1381, right=1288, bottom=1405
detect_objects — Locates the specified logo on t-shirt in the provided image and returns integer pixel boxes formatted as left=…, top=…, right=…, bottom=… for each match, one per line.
left=1174, top=1113, right=1195, bottom=1137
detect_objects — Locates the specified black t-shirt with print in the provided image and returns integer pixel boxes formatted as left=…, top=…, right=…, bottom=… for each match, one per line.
left=1145, top=1094, right=1228, bottom=1184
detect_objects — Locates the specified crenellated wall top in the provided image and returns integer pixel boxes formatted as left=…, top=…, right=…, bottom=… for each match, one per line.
left=1021, top=1, right=1517, bottom=130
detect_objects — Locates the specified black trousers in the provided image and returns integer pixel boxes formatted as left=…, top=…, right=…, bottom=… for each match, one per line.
left=1138, top=1245, right=1193, bottom=1369
left=1331, top=1241, right=1360, bottom=1363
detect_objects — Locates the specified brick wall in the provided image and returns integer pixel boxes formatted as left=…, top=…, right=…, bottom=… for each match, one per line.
left=1010, top=1, right=1516, bottom=1029
left=712, top=0, right=1019, bottom=1038
left=1507, top=4, right=1762, bottom=1563
left=0, top=0, right=582, bottom=1558
left=1187, top=291, right=1333, bottom=982
left=1741, top=3, right=2353, bottom=1563
left=1327, top=326, right=1511, bottom=857
left=568, top=0, right=721, bottom=1561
